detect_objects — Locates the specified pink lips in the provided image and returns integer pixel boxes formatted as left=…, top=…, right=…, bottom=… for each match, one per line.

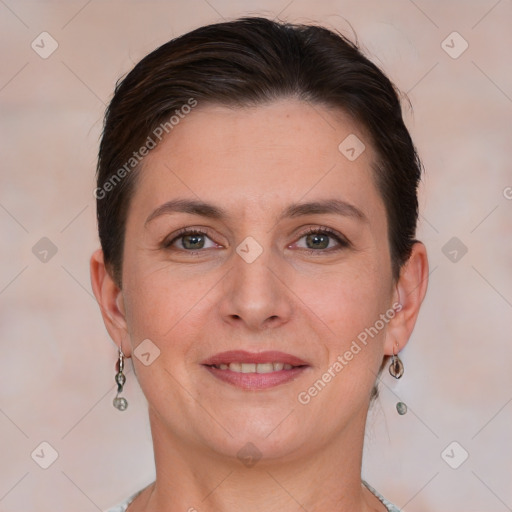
left=201, top=350, right=309, bottom=390
left=201, top=350, right=308, bottom=366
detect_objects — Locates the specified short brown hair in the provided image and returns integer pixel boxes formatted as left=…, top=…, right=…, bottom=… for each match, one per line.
left=96, top=16, right=422, bottom=292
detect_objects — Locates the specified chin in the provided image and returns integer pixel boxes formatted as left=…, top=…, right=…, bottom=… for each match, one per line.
left=198, top=411, right=312, bottom=462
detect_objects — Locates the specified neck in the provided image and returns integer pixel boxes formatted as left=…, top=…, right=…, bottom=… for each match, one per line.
left=136, top=406, right=383, bottom=512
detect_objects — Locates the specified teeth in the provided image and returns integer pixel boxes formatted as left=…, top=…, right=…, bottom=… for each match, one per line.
left=255, top=363, right=273, bottom=373
left=213, top=362, right=296, bottom=373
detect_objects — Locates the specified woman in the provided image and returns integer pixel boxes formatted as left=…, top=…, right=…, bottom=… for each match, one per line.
left=91, top=16, right=428, bottom=512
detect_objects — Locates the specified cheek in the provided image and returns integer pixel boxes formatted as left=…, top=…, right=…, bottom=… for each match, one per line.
left=122, top=262, right=171, bottom=341
left=302, top=260, right=390, bottom=331
left=122, top=259, right=212, bottom=361
left=293, top=271, right=392, bottom=423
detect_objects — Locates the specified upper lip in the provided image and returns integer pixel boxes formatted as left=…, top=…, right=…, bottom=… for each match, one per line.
left=201, top=350, right=308, bottom=366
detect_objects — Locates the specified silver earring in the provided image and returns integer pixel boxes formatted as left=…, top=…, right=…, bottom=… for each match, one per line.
left=389, top=341, right=407, bottom=415
left=389, top=342, right=404, bottom=379
left=113, top=347, right=128, bottom=411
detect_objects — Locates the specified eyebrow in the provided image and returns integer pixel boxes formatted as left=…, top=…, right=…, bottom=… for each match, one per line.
left=144, top=198, right=368, bottom=227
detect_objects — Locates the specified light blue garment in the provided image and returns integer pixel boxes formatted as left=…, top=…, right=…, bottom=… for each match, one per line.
left=105, top=489, right=140, bottom=512
left=105, top=482, right=148, bottom=511
left=105, top=480, right=400, bottom=511
left=362, top=480, right=401, bottom=511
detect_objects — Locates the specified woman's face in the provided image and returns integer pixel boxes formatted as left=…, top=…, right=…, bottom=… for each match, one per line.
left=115, top=99, right=399, bottom=461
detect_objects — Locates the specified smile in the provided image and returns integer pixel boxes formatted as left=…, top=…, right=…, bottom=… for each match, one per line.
left=211, top=362, right=296, bottom=373
left=201, top=350, right=310, bottom=389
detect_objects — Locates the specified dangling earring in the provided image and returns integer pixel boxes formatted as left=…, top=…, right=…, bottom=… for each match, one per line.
left=389, top=340, right=404, bottom=378
left=389, top=340, right=407, bottom=415
left=113, top=346, right=128, bottom=411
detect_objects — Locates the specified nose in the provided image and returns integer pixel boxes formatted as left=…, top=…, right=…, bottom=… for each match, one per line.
left=217, top=243, right=294, bottom=332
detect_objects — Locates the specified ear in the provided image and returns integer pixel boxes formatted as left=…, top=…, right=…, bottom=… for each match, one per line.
left=384, top=242, right=429, bottom=355
left=90, top=248, right=132, bottom=357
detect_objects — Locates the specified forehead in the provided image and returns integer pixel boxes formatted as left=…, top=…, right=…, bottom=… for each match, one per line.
left=131, top=99, right=385, bottom=225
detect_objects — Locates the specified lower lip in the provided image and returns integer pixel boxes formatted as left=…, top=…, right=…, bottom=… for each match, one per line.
left=203, top=365, right=308, bottom=390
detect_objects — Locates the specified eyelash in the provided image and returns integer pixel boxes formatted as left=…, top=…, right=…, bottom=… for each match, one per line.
left=163, top=226, right=350, bottom=255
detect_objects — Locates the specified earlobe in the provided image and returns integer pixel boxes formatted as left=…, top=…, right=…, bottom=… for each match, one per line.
left=385, top=242, right=429, bottom=355
left=90, top=249, right=131, bottom=356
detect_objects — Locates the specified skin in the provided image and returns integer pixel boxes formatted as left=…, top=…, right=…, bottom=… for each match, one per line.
left=91, top=98, right=428, bottom=512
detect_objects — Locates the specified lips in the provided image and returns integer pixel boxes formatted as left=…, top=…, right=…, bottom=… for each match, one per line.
left=201, top=350, right=309, bottom=390
left=201, top=350, right=308, bottom=367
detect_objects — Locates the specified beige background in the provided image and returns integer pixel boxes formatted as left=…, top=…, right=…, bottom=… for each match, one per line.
left=1, top=1, right=511, bottom=511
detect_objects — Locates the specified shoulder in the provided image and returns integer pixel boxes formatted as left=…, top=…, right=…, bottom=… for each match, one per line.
left=362, top=480, right=401, bottom=512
